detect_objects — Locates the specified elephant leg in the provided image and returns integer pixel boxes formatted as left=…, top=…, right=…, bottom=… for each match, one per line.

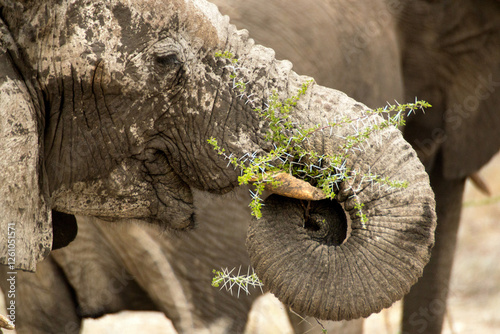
left=402, top=157, right=466, bottom=334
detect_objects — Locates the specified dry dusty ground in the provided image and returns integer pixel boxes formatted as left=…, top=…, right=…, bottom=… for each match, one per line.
left=2, top=152, right=500, bottom=334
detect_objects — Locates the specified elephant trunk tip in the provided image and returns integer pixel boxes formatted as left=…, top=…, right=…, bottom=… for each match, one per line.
left=302, top=198, right=348, bottom=247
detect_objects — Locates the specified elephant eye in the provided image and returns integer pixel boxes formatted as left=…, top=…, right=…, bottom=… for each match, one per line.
left=150, top=38, right=186, bottom=86
left=155, top=53, right=181, bottom=67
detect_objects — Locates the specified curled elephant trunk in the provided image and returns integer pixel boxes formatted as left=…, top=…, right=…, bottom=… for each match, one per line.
left=246, top=94, right=437, bottom=320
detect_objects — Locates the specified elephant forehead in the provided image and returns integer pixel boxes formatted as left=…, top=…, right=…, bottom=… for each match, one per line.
left=107, top=0, right=223, bottom=53
left=34, top=0, right=223, bottom=83
left=112, top=0, right=225, bottom=46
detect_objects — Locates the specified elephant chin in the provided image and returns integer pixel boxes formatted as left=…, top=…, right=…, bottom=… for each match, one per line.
left=247, top=180, right=436, bottom=320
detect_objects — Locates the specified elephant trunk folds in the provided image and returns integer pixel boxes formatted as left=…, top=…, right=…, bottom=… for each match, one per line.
left=245, top=90, right=437, bottom=320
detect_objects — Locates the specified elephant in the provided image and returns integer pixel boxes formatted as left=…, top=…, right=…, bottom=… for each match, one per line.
left=210, top=0, right=500, bottom=333
left=397, top=2, right=500, bottom=333
left=0, top=0, right=437, bottom=333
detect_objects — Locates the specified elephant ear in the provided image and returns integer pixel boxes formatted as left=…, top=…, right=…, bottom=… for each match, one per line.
left=442, top=64, right=500, bottom=179
left=0, top=19, right=52, bottom=271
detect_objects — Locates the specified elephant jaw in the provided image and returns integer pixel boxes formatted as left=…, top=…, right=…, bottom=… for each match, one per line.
left=50, top=158, right=195, bottom=230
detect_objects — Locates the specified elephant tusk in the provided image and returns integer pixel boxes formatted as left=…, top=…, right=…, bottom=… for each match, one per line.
left=251, top=173, right=326, bottom=201
left=469, top=172, right=491, bottom=196
left=0, top=313, right=15, bottom=330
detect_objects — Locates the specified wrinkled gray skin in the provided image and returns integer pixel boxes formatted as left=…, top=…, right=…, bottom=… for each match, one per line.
left=0, top=0, right=437, bottom=333
left=212, top=0, right=500, bottom=333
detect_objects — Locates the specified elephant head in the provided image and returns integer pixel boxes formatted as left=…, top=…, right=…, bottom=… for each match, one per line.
left=0, top=0, right=436, bottom=321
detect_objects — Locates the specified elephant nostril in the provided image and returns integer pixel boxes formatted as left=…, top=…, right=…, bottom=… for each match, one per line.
left=304, top=218, right=321, bottom=232
left=256, top=195, right=348, bottom=246
left=301, top=200, right=348, bottom=246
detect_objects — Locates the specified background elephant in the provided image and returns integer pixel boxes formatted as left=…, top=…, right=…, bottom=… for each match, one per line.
left=211, top=0, right=500, bottom=333
left=0, top=188, right=256, bottom=334
left=397, top=2, right=500, bottom=333
left=211, top=0, right=405, bottom=109
left=0, top=0, right=436, bottom=333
